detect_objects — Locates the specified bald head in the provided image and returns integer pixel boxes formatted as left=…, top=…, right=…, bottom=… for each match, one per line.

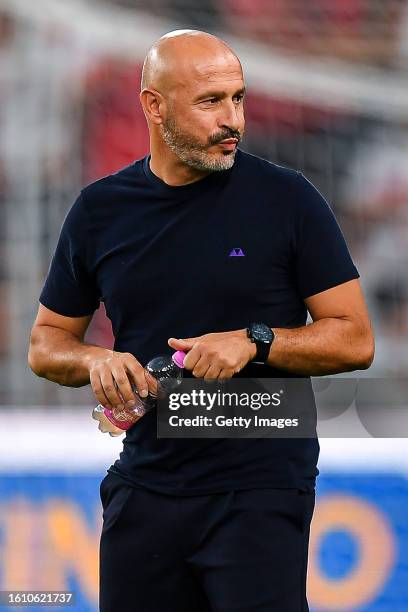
left=141, top=29, right=242, bottom=94
left=140, top=30, right=245, bottom=175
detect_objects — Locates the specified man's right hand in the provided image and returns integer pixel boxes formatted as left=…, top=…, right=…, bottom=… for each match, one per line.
left=88, top=350, right=157, bottom=412
left=28, top=305, right=157, bottom=409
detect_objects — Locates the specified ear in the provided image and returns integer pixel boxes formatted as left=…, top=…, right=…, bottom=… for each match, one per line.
left=139, top=88, right=164, bottom=126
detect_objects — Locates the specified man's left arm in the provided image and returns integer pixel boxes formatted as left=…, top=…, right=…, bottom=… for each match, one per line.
left=264, top=278, right=374, bottom=375
left=168, top=278, right=374, bottom=379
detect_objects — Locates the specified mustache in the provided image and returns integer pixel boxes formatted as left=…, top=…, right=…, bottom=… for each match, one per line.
left=209, top=129, right=242, bottom=146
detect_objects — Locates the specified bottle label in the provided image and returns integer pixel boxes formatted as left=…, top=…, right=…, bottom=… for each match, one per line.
left=104, top=408, right=134, bottom=430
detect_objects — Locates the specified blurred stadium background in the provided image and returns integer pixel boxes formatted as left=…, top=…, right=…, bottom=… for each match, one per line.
left=0, top=0, right=407, bottom=610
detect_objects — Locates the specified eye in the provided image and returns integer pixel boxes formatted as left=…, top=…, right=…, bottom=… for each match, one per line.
left=234, top=94, right=244, bottom=103
left=202, top=98, right=218, bottom=105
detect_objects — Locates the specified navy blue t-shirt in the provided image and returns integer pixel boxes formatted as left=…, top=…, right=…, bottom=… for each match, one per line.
left=40, top=149, right=359, bottom=494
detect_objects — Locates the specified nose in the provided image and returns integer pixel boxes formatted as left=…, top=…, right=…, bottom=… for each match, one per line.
left=218, top=100, right=241, bottom=133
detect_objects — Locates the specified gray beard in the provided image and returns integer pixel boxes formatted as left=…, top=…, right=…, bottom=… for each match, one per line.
left=160, top=120, right=237, bottom=172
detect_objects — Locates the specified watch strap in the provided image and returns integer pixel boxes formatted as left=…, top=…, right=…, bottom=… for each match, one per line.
left=247, top=323, right=274, bottom=364
left=255, top=341, right=271, bottom=364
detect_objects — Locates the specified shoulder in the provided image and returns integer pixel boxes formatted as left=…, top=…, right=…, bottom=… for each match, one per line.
left=236, top=149, right=300, bottom=186
left=80, top=157, right=145, bottom=205
left=236, top=150, right=323, bottom=218
left=237, top=150, right=326, bottom=200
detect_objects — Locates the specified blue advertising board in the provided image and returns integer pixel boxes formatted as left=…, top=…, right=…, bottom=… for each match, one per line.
left=0, top=473, right=407, bottom=611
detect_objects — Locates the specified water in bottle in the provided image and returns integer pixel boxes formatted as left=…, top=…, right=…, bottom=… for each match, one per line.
left=92, top=350, right=186, bottom=436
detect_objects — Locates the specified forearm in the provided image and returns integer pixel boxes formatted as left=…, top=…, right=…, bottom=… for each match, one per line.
left=267, top=317, right=374, bottom=376
left=28, top=325, right=110, bottom=387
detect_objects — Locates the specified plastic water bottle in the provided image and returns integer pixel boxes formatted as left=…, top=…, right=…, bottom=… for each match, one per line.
left=92, top=351, right=186, bottom=436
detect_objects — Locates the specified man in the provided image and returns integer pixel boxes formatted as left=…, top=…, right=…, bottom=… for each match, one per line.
left=28, top=30, right=374, bottom=612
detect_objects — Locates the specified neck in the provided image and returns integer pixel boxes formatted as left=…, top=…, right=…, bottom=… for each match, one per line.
left=149, top=137, right=212, bottom=187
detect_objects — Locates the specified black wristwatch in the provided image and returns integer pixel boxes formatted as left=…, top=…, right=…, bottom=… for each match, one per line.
left=246, top=323, right=275, bottom=364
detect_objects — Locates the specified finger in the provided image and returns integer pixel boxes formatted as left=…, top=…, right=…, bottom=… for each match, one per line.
left=203, top=365, right=222, bottom=383
left=111, top=365, right=136, bottom=407
left=218, top=369, right=233, bottom=383
left=90, top=369, right=113, bottom=408
left=182, top=347, right=201, bottom=371
left=168, top=337, right=197, bottom=351
left=192, top=355, right=212, bottom=378
left=125, top=361, right=150, bottom=398
left=100, top=368, right=125, bottom=408
left=144, top=370, right=159, bottom=396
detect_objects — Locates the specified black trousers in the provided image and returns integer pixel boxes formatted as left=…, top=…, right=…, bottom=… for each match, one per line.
left=99, top=472, right=315, bottom=612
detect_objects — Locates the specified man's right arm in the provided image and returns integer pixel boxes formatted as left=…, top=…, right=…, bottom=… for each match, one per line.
left=28, top=304, right=153, bottom=411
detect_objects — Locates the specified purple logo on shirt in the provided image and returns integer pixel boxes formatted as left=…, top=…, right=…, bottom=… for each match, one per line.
left=229, top=248, right=245, bottom=257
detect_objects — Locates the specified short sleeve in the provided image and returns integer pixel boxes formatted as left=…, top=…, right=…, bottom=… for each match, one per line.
left=39, top=192, right=100, bottom=317
left=292, top=173, right=360, bottom=299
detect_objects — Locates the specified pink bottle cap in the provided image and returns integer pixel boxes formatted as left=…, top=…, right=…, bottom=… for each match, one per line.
left=172, top=350, right=186, bottom=368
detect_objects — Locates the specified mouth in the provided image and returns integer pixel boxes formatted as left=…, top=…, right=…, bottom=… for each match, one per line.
left=217, top=139, right=238, bottom=150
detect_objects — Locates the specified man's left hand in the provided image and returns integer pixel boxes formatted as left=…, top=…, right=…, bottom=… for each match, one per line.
left=168, top=330, right=257, bottom=380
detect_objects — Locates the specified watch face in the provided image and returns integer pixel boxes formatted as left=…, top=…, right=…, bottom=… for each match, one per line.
left=252, top=323, right=273, bottom=343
